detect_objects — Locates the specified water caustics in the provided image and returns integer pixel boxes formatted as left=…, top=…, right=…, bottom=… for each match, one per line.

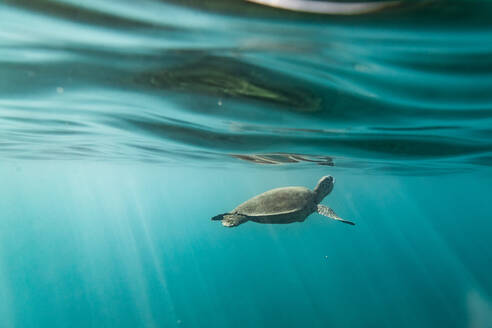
left=1, top=0, right=492, bottom=174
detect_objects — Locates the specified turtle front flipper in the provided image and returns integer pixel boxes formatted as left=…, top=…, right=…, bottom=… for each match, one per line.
left=317, top=204, right=355, bottom=225
left=222, top=214, right=248, bottom=227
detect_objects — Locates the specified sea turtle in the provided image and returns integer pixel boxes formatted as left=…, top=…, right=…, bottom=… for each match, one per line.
left=212, top=175, right=354, bottom=227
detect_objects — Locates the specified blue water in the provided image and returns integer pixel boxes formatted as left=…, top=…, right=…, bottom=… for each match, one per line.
left=1, top=1, right=492, bottom=327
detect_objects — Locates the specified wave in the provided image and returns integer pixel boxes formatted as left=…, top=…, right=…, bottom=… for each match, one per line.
left=0, top=0, right=491, bottom=174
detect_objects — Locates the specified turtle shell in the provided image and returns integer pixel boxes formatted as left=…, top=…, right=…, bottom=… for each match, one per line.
left=232, top=186, right=315, bottom=217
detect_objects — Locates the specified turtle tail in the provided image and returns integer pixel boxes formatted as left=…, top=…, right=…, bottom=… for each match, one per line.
left=211, top=213, right=228, bottom=221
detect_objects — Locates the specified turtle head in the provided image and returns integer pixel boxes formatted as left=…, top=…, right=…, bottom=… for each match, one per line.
left=313, top=175, right=335, bottom=203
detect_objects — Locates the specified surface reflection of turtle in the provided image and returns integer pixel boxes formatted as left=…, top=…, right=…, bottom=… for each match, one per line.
left=212, top=176, right=354, bottom=227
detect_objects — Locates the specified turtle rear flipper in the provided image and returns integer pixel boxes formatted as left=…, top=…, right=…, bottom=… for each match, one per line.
left=317, top=204, right=355, bottom=225
left=222, top=214, right=248, bottom=227
left=211, top=213, right=228, bottom=221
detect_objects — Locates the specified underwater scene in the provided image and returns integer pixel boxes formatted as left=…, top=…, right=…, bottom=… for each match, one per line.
left=1, top=0, right=492, bottom=327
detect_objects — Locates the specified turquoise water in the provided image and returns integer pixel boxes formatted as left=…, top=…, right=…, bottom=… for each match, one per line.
left=1, top=1, right=492, bottom=327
